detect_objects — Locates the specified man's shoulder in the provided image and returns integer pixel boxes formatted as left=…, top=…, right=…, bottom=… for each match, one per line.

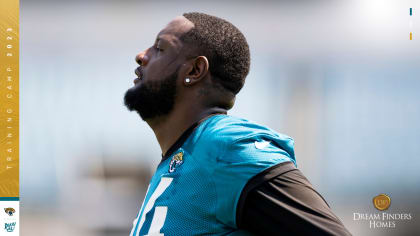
left=192, top=115, right=295, bottom=161
left=197, top=115, right=272, bottom=143
left=199, top=115, right=290, bottom=141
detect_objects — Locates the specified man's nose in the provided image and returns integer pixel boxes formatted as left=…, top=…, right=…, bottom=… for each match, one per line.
left=135, top=50, right=149, bottom=66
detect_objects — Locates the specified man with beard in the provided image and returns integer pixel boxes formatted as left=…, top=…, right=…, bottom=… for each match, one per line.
left=124, top=12, right=351, bottom=236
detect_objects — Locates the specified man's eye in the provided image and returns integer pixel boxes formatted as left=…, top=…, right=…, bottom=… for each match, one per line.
left=155, top=46, right=163, bottom=52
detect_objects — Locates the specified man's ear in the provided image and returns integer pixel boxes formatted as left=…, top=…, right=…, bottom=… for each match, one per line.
left=183, top=56, right=209, bottom=86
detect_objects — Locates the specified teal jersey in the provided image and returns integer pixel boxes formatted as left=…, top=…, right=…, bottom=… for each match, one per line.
left=130, top=114, right=296, bottom=236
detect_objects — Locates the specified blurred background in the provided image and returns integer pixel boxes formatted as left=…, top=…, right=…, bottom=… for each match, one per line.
left=20, top=0, right=420, bottom=235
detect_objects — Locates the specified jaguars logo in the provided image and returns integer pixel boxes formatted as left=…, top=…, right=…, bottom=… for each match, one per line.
left=169, top=151, right=184, bottom=173
left=4, top=208, right=15, bottom=216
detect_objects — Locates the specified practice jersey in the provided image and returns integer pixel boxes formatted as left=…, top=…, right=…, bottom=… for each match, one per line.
left=130, top=114, right=296, bottom=236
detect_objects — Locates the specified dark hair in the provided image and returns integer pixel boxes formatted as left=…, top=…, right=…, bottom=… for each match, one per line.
left=181, top=12, right=250, bottom=95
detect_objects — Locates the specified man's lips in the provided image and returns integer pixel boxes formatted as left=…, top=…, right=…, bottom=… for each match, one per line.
left=134, top=67, right=143, bottom=85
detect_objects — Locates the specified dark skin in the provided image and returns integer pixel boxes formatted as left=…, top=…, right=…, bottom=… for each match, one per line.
left=131, top=16, right=352, bottom=235
left=134, top=16, right=234, bottom=156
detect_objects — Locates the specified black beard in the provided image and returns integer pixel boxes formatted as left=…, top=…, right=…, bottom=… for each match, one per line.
left=124, top=67, right=179, bottom=121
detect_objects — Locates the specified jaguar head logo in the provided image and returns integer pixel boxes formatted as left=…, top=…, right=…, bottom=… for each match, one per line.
left=169, top=151, right=184, bottom=173
left=4, top=208, right=15, bottom=216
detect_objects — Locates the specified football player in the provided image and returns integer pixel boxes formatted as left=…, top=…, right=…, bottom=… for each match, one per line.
left=124, top=12, right=351, bottom=236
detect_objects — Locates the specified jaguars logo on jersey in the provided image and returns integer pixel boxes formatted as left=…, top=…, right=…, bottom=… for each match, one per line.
left=130, top=115, right=297, bottom=236
left=4, top=207, right=15, bottom=216
left=169, top=151, right=184, bottom=173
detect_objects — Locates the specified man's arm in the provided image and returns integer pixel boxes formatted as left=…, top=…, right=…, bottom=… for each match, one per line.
left=236, top=162, right=352, bottom=236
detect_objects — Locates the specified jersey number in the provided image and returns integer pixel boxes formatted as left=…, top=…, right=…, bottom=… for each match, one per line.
left=132, top=177, right=173, bottom=236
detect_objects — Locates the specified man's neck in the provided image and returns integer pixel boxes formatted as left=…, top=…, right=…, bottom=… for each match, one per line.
left=147, top=106, right=227, bottom=156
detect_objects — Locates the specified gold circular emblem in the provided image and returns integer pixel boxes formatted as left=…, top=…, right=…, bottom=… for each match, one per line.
left=373, top=194, right=391, bottom=211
